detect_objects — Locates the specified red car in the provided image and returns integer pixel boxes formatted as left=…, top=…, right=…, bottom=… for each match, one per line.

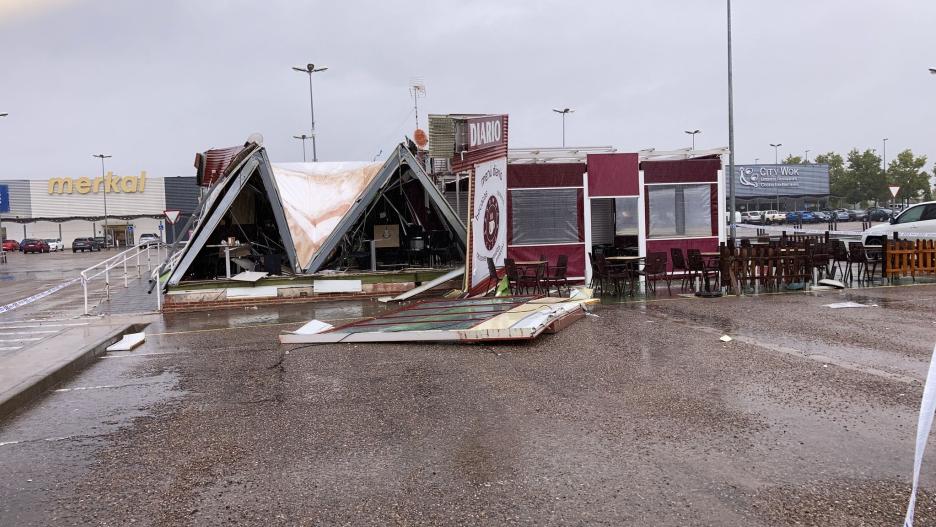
left=21, top=239, right=50, bottom=253
left=1, top=239, right=18, bottom=252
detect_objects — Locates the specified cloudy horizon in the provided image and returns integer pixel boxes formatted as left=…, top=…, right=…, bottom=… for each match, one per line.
left=0, top=0, right=933, bottom=180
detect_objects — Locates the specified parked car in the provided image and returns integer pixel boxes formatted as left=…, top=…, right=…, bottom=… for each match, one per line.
left=833, top=210, right=851, bottom=221
left=137, top=233, right=160, bottom=246
left=861, top=208, right=894, bottom=222
left=72, top=237, right=101, bottom=252
left=812, top=211, right=831, bottom=222
left=862, top=201, right=936, bottom=246
left=93, top=236, right=109, bottom=248
left=21, top=238, right=50, bottom=253
left=725, top=211, right=742, bottom=224
left=43, top=238, right=64, bottom=252
left=764, top=210, right=785, bottom=224
left=785, top=211, right=817, bottom=224
left=1, top=239, right=19, bottom=252
left=740, top=211, right=758, bottom=223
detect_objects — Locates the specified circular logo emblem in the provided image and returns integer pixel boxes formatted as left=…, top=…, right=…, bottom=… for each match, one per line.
left=483, top=196, right=500, bottom=251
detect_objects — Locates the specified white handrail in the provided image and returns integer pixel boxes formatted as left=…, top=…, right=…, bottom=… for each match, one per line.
left=80, top=243, right=166, bottom=315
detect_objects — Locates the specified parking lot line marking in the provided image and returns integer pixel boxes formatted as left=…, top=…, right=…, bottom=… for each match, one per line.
left=0, top=330, right=60, bottom=335
left=0, top=346, right=22, bottom=351
left=0, top=337, right=43, bottom=342
left=0, top=322, right=89, bottom=330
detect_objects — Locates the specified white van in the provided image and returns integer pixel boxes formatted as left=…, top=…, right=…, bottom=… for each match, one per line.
left=861, top=201, right=936, bottom=245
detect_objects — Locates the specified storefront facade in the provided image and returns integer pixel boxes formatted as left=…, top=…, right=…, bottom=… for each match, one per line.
left=507, top=149, right=726, bottom=281
left=0, top=173, right=198, bottom=247
left=732, top=163, right=830, bottom=211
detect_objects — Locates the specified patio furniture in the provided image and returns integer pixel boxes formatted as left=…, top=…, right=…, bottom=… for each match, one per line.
left=687, top=249, right=720, bottom=293
left=639, top=252, right=670, bottom=294
left=486, top=257, right=500, bottom=296
left=428, top=230, right=451, bottom=266
left=847, top=242, right=878, bottom=284
left=545, top=254, right=569, bottom=296
left=670, top=248, right=691, bottom=290
left=588, top=252, right=608, bottom=294
left=605, top=255, right=643, bottom=296
left=829, top=240, right=850, bottom=281
left=514, top=259, right=548, bottom=295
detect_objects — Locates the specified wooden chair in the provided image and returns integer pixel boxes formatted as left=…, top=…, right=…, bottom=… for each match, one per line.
left=486, top=257, right=500, bottom=296
left=546, top=254, right=569, bottom=296
left=670, top=247, right=691, bottom=290
left=640, top=252, right=670, bottom=294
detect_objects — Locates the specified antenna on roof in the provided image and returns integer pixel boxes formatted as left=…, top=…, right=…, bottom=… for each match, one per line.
left=410, top=78, right=427, bottom=130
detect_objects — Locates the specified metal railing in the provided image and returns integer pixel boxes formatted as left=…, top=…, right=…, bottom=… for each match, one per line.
left=80, top=243, right=167, bottom=315
left=149, top=243, right=185, bottom=311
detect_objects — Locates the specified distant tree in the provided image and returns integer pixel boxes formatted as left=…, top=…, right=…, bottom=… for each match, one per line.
left=782, top=154, right=803, bottom=165
left=846, top=148, right=886, bottom=204
left=814, top=152, right=855, bottom=203
left=887, top=149, right=932, bottom=201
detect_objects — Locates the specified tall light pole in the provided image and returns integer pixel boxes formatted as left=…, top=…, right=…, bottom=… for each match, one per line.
left=292, top=63, right=327, bottom=162
left=0, top=113, right=6, bottom=243
left=552, top=108, right=574, bottom=147
left=882, top=137, right=889, bottom=206
left=293, top=134, right=312, bottom=162
left=726, top=0, right=737, bottom=242
left=685, top=129, right=701, bottom=151
left=804, top=149, right=810, bottom=163
left=770, top=143, right=782, bottom=210
left=92, top=154, right=112, bottom=247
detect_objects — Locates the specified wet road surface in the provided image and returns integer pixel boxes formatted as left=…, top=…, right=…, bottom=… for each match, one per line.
left=2, top=287, right=936, bottom=525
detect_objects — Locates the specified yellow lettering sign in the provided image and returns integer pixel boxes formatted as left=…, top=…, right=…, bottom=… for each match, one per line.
left=47, top=172, right=148, bottom=195
left=75, top=177, right=91, bottom=194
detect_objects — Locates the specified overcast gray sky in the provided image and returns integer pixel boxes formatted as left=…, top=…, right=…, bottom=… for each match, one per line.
left=1, top=0, right=934, bottom=180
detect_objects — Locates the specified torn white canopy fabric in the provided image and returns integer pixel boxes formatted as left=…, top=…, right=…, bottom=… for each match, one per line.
left=904, top=343, right=936, bottom=527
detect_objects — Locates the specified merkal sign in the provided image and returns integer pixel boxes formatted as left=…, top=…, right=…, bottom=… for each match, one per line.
left=734, top=164, right=829, bottom=197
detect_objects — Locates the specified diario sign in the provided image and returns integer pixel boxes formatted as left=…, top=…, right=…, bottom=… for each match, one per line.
left=48, top=171, right=147, bottom=195
left=455, top=115, right=506, bottom=153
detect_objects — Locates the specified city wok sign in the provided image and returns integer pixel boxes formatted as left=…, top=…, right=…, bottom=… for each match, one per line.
left=48, top=171, right=147, bottom=195
left=734, top=164, right=829, bottom=197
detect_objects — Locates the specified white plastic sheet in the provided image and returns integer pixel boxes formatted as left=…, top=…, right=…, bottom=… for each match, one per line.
left=904, top=343, right=936, bottom=527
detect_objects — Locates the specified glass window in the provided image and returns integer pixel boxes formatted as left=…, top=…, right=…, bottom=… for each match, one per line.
left=615, top=197, right=639, bottom=235
left=648, top=184, right=712, bottom=238
left=897, top=204, right=925, bottom=224
left=510, top=188, right=579, bottom=245
left=923, top=205, right=936, bottom=221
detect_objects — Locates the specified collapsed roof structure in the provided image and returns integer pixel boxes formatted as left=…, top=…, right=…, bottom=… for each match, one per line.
left=162, top=141, right=466, bottom=287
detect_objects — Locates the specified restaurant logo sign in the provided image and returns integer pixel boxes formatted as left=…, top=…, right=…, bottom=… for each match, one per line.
left=469, top=157, right=507, bottom=288
left=455, top=115, right=506, bottom=153
left=734, top=164, right=829, bottom=197
left=48, top=172, right=147, bottom=195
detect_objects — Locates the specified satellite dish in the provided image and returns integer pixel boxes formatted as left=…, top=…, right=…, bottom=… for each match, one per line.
left=247, top=133, right=264, bottom=146
left=413, top=129, right=428, bottom=149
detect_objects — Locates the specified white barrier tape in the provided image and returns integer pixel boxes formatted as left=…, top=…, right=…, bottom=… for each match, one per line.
left=736, top=223, right=936, bottom=239
left=736, top=224, right=863, bottom=236
left=0, top=277, right=82, bottom=316
left=904, top=342, right=936, bottom=527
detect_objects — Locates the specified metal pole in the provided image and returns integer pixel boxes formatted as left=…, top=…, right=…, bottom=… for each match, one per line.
left=882, top=138, right=888, bottom=205
left=307, top=72, right=317, bottom=162
left=727, top=0, right=737, bottom=241
left=561, top=113, right=566, bottom=148
left=102, top=159, right=108, bottom=249
left=82, top=275, right=89, bottom=315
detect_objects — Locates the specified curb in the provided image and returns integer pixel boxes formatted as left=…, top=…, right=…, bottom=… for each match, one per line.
left=0, top=322, right=149, bottom=421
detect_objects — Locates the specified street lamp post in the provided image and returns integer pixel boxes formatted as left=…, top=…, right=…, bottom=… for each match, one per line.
left=804, top=149, right=810, bottom=164
left=770, top=143, right=782, bottom=210
left=726, top=0, right=738, bottom=243
left=882, top=137, right=889, bottom=207
left=552, top=108, right=574, bottom=147
left=293, top=134, right=312, bottom=162
left=292, top=63, right=328, bottom=162
left=92, top=154, right=112, bottom=248
left=0, top=113, right=6, bottom=242
left=685, top=129, right=701, bottom=151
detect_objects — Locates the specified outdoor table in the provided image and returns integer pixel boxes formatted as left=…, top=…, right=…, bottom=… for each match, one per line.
left=605, top=256, right=644, bottom=262
left=606, top=256, right=644, bottom=295
left=696, top=252, right=721, bottom=297
left=515, top=260, right=548, bottom=293
left=515, top=260, right=547, bottom=266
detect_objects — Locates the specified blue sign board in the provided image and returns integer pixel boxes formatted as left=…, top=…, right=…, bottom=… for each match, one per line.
left=0, top=184, right=9, bottom=213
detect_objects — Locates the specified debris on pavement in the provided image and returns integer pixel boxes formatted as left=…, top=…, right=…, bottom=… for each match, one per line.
left=280, top=295, right=598, bottom=344
left=105, top=332, right=146, bottom=352
left=824, top=301, right=877, bottom=309
left=720, top=335, right=733, bottom=342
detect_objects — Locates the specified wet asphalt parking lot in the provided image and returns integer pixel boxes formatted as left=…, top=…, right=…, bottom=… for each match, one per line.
left=2, top=279, right=936, bottom=526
